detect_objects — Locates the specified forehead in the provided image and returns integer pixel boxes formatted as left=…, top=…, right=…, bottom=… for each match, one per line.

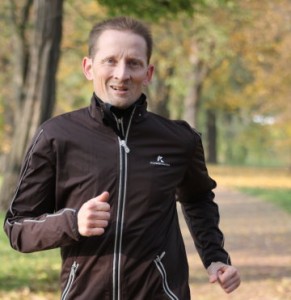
left=95, top=29, right=147, bottom=59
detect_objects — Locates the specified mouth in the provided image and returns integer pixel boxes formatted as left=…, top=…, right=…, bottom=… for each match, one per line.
left=110, top=85, right=128, bottom=92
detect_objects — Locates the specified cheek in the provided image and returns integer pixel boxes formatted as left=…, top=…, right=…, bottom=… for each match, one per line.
left=93, top=63, right=113, bottom=77
left=133, top=71, right=150, bottom=86
left=92, top=69, right=110, bottom=85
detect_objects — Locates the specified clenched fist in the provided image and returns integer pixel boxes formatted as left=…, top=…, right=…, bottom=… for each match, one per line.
left=207, top=262, right=241, bottom=293
left=77, top=191, right=111, bottom=237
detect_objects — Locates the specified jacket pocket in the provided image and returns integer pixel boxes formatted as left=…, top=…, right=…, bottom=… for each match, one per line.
left=61, top=261, right=79, bottom=300
left=154, top=252, right=179, bottom=300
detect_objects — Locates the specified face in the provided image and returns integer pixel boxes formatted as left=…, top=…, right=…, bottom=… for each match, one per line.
left=82, top=29, right=154, bottom=109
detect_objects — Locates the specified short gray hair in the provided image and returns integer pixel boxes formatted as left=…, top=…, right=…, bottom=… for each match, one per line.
left=88, top=16, right=153, bottom=63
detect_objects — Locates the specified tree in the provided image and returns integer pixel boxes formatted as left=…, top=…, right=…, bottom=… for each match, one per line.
left=211, top=0, right=291, bottom=166
left=0, top=0, right=63, bottom=209
left=97, top=0, right=197, bottom=20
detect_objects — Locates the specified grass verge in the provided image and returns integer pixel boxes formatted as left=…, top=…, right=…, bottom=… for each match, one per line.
left=239, top=187, right=291, bottom=214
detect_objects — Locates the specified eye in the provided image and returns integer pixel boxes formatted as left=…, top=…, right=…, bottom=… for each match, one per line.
left=107, top=58, right=116, bottom=64
left=101, top=57, right=116, bottom=65
left=128, top=59, right=143, bottom=68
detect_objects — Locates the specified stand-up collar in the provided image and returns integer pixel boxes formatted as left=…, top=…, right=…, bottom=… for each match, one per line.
left=89, top=93, right=147, bottom=122
left=88, top=93, right=148, bottom=137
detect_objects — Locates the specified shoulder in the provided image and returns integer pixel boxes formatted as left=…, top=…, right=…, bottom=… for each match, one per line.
left=40, top=107, right=89, bottom=134
left=42, top=107, right=88, bottom=127
left=146, top=112, right=201, bottom=141
left=174, top=120, right=201, bottom=136
left=28, top=107, right=90, bottom=149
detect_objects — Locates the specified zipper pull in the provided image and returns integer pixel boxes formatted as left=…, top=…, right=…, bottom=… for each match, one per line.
left=120, top=140, right=130, bottom=153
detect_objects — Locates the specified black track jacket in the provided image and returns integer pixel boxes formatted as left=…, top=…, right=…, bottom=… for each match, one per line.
left=4, top=94, right=230, bottom=300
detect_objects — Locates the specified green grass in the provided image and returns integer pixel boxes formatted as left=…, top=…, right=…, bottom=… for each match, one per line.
left=0, top=212, right=61, bottom=296
left=239, top=187, right=291, bottom=214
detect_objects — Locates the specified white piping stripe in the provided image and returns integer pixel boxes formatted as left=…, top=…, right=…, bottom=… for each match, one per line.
left=154, top=255, right=179, bottom=300
left=7, top=208, right=76, bottom=226
left=9, top=129, right=44, bottom=215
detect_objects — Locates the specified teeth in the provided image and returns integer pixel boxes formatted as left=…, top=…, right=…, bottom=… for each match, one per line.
left=112, top=86, right=127, bottom=91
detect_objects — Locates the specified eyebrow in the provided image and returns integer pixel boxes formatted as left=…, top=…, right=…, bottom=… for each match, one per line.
left=100, top=55, right=145, bottom=65
left=127, top=57, right=145, bottom=64
left=100, top=56, right=115, bottom=63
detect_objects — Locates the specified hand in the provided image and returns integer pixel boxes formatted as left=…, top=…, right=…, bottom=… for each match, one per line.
left=77, top=191, right=111, bottom=237
left=207, top=262, right=241, bottom=293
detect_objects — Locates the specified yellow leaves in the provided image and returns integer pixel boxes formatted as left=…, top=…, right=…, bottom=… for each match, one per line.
left=62, top=1, right=104, bottom=54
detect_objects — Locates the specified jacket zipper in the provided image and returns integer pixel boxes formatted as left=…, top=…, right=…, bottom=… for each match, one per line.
left=112, top=107, right=136, bottom=300
left=154, top=252, right=179, bottom=300
left=61, top=261, right=79, bottom=300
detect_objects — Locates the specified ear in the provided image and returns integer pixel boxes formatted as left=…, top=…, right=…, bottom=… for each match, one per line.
left=82, top=57, right=93, bottom=80
left=143, top=64, right=154, bottom=86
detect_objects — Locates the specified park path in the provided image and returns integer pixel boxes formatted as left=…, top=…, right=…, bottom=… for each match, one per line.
left=178, top=185, right=291, bottom=300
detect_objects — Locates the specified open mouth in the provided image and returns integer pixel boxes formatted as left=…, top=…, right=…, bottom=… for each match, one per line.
left=111, top=85, right=128, bottom=91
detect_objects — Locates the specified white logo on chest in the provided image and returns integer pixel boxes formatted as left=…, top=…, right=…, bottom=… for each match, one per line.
left=150, top=155, right=171, bottom=167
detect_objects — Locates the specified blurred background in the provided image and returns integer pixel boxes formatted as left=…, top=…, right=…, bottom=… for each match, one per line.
left=0, top=0, right=290, bottom=299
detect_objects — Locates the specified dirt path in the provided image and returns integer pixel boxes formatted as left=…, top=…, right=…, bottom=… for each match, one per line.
left=178, top=186, right=291, bottom=300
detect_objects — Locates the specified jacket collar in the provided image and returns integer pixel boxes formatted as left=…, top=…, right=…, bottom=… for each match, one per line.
left=89, top=93, right=148, bottom=124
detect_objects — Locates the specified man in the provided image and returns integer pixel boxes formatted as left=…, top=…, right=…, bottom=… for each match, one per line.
left=4, top=16, right=240, bottom=299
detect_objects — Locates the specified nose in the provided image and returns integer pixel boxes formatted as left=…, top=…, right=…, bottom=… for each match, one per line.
left=113, top=62, right=130, bottom=81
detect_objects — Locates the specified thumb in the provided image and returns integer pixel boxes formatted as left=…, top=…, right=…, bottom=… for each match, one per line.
left=207, top=262, right=227, bottom=284
left=209, top=273, right=218, bottom=284
left=96, top=191, right=110, bottom=203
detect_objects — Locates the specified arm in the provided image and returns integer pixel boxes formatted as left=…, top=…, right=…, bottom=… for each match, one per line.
left=176, top=130, right=240, bottom=292
left=4, top=128, right=81, bottom=252
left=177, top=130, right=228, bottom=267
left=180, top=191, right=230, bottom=267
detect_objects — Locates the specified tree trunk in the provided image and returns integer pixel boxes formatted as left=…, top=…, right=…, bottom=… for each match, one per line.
left=183, top=59, right=208, bottom=128
left=206, top=109, right=217, bottom=164
left=0, top=0, right=63, bottom=210
left=147, top=66, right=174, bottom=118
left=223, top=113, right=234, bottom=164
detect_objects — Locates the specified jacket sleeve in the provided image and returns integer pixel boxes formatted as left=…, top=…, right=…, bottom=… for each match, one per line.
left=176, top=129, right=231, bottom=269
left=4, top=128, right=81, bottom=253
